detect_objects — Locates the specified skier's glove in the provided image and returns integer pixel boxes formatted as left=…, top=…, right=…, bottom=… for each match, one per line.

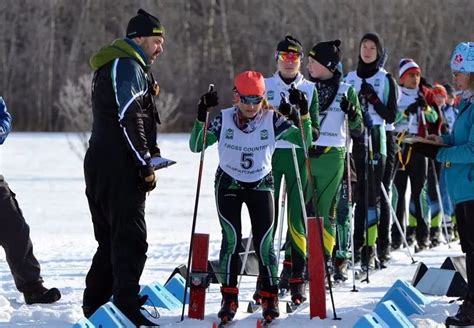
left=288, top=86, right=308, bottom=115
left=197, top=89, right=219, bottom=122
left=278, top=96, right=292, bottom=116
left=417, top=96, right=428, bottom=110
left=138, top=166, right=156, bottom=192
left=359, top=81, right=381, bottom=105
left=340, top=95, right=357, bottom=120
left=404, top=102, right=419, bottom=116
left=411, top=143, right=439, bottom=160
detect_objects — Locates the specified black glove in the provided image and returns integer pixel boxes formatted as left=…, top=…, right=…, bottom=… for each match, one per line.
left=359, top=81, right=380, bottom=105
left=404, top=102, right=419, bottom=116
left=197, top=88, right=219, bottom=122
left=411, top=143, right=439, bottom=159
left=138, top=166, right=156, bottom=192
left=278, top=96, right=292, bottom=116
left=417, top=96, right=428, bottom=109
left=340, top=95, right=357, bottom=120
left=288, top=86, right=308, bottom=115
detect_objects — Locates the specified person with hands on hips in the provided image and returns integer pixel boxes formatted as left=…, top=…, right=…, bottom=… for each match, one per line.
left=189, top=70, right=312, bottom=324
left=82, top=9, right=165, bottom=326
left=412, top=41, right=474, bottom=327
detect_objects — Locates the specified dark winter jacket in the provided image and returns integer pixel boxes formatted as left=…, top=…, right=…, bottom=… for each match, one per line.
left=0, top=97, right=12, bottom=145
left=88, top=38, right=160, bottom=176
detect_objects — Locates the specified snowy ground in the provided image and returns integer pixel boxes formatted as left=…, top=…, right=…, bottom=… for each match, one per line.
left=0, top=133, right=463, bottom=327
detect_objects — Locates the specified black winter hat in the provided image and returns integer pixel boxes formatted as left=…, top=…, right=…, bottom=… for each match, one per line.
left=308, top=40, right=341, bottom=73
left=126, top=9, right=165, bottom=38
left=360, top=32, right=383, bottom=60
left=276, top=35, right=303, bottom=54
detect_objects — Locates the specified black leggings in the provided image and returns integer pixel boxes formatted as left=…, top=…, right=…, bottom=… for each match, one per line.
left=392, top=151, right=429, bottom=243
left=455, top=200, right=474, bottom=295
left=215, top=177, right=277, bottom=291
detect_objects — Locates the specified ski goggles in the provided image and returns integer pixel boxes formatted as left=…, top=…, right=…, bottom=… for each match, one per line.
left=276, top=51, right=303, bottom=62
left=239, top=95, right=263, bottom=105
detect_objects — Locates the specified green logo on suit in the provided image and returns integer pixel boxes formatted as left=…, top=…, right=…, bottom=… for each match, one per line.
left=260, top=129, right=268, bottom=140
left=225, top=128, right=234, bottom=139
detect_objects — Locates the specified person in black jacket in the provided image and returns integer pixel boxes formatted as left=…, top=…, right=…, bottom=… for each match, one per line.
left=0, top=97, right=61, bottom=305
left=82, top=9, right=164, bottom=326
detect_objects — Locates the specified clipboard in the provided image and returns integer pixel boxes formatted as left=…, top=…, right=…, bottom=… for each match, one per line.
left=150, top=156, right=177, bottom=170
left=402, top=136, right=447, bottom=147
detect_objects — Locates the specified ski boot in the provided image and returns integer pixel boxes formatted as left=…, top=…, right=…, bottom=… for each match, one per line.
left=415, top=238, right=431, bottom=253
left=23, top=283, right=61, bottom=305
left=260, top=287, right=279, bottom=321
left=377, top=243, right=391, bottom=266
left=360, top=246, right=376, bottom=270
left=333, top=258, right=349, bottom=282
left=252, top=276, right=262, bottom=304
left=277, top=260, right=291, bottom=296
left=430, top=227, right=441, bottom=247
left=406, top=226, right=416, bottom=246
left=445, top=299, right=474, bottom=327
left=391, top=239, right=402, bottom=251
left=218, top=287, right=239, bottom=323
left=289, top=277, right=307, bottom=305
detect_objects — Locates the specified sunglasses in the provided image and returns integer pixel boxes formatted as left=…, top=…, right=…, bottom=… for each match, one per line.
left=240, top=95, right=263, bottom=105
left=277, top=51, right=302, bottom=62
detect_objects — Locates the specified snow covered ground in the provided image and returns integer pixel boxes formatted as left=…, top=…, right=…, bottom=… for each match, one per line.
left=0, top=133, right=464, bottom=327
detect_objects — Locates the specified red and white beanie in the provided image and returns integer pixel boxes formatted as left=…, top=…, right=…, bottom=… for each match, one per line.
left=399, top=58, right=421, bottom=80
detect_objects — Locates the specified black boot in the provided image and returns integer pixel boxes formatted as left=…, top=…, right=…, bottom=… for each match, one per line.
left=361, top=246, right=375, bottom=270
left=23, top=284, right=61, bottom=305
left=333, top=258, right=349, bottom=282
left=445, top=299, right=474, bottom=327
left=218, top=286, right=239, bottom=322
left=277, top=260, right=291, bottom=294
left=261, top=287, right=279, bottom=321
left=289, top=278, right=307, bottom=305
left=430, top=227, right=441, bottom=247
left=406, top=226, right=416, bottom=246
left=119, top=295, right=159, bottom=327
left=377, top=243, right=391, bottom=265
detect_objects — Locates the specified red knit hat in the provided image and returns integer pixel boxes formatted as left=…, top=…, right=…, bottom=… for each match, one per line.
left=234, top=71, right=265, bottom=96
left=399, top=58, right=421, bottom=80
left=432, top=83, right=448, bottom=98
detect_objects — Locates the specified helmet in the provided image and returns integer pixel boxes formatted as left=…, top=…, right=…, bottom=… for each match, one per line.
left=450, top=42, right=474, bottom=73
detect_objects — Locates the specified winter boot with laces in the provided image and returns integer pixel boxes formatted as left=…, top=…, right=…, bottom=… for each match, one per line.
left=289, top=277, right=307, bottom=305
left=218, top=287, right=239, bottom=323
left=260, top=287, right=279, bottom=321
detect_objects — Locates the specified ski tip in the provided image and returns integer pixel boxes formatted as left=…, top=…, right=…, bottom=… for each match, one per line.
left=286, top=302, right=293, bottom=313
left=256, top=318, right=263, bottom=328
left=212, top=321, right=218, bottom=328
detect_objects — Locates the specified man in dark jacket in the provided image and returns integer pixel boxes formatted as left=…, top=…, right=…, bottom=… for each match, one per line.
left=82, top=9, right=164, bottom=326
left=0, top=97, right=61, bottom=305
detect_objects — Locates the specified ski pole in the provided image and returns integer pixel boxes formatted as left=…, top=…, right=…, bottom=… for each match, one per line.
left=344, top=113, right=359, bottom=292
left=275, top=181, right=287, bottom=267
left=237, top=230, right=253, bottom=288
left=181, top=84, right=214, bottom=322
left=380, top=183, right=417, bottom=264
left=420, top=109, right=451, bottom=247
left=291, top=84, right=340, bottom=320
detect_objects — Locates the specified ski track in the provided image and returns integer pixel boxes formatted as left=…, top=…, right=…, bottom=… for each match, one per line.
left=0, top=133, right=462, bottom=327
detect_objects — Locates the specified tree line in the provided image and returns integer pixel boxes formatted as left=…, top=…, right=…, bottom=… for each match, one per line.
left=1, top=0, right=472, bottom=132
